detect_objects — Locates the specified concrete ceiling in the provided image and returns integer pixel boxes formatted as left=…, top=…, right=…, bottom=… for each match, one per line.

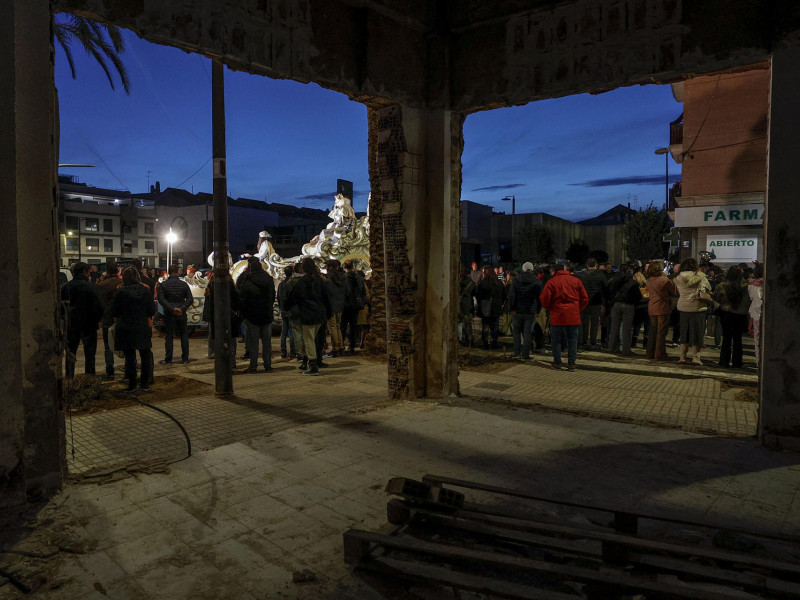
left=55, top=0, right=799, bottom=111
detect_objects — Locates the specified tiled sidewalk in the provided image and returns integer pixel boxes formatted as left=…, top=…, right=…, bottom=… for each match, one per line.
left=459, top=363, right=757, bottom=436
left=67, top=359, right=390, bottom=476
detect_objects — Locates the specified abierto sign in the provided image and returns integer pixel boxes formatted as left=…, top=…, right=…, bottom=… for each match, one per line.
left=705, top=235, right=759, bottom=262
left=675, top=204, right=764, bottom=227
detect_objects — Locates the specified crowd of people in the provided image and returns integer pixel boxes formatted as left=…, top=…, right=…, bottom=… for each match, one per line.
left=61, top=256, right=373, bottom=389
left=61, top=253, right=763, bottom=390
left=459, top=257, right=764, bottom=371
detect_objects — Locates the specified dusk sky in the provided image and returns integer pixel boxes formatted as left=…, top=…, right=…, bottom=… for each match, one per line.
left=56, top=26, right=681, bottom=223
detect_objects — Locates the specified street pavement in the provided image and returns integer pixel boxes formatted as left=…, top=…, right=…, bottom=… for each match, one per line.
left=0, top=334, right=787, bottom=599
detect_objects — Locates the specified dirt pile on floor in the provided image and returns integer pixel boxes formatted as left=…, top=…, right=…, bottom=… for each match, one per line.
left=64, top=375, right=212, bottom=414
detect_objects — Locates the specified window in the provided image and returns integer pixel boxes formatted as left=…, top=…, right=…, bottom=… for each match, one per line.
left=104, top=239, right=114, bottom=253
left=144, top=222, right=154, bottom=235
left=122, top=224, right=132, bottom=234
left=144, top=241, right=155, bottom=253
left=122, top=241, right=132, bottom=253
left=85, top=218, right=99, bottom=232
left=103, top=219, right=113, bottom=232
left=65, top=237, right=79, bottom=252
left=65, top=216, right=79, bottom=231
left=85, top=238, right=100, bottom=252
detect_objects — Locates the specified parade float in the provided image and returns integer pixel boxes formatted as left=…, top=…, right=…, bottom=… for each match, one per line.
left=167, top=194, right=370, bottom=328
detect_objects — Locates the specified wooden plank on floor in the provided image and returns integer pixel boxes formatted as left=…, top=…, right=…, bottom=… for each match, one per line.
left=344, top=529, right=762, bottom=600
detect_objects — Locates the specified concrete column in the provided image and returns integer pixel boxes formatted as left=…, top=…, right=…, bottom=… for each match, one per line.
left=373, top=105, right=463, bottom=399
left=0, top=0, right=64, bottom=508
left=760, top=36, right=800, bottom=451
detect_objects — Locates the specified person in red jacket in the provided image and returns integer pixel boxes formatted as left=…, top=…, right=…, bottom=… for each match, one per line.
left=540, top=263, right=589, bottom=370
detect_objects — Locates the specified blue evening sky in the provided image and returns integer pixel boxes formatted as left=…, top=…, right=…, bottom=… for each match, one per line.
left=56, top=27, right=681, bottom=222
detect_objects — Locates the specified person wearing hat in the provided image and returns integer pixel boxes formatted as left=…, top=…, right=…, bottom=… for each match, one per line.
left=508, top=262, right=543, bottom=360
left=254, top=231, right=272, bottom=261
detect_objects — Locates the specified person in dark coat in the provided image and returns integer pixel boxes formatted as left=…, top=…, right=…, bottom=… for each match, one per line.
left=96, top=262, right=122, bottom=378
left=157, top=264, right=193, bottom=364
left=203, top=273, right=242, bottom=368
left=61, top=261, right=104, bottom=378
left=578, top=258, right=608, bottom=349
left=341, top=259, right=365, bottom=354
left=325, top=259, right=346, bottom=356
left=237, top=257, right=276, bottom=373
left=475, top=265, right=505, bottom=349
left=110, top=266, right=156, bottom=392
left=508, top=262, right=543, bottom=360
left=132, top=258, right=156, bottom=385
left=277, top=265, right=296, bottom=359
left=284, top=257, right=332, bottom=375
left=458, top=267, right=476, bottom=346
left=606, top=265, right=641, bottom=355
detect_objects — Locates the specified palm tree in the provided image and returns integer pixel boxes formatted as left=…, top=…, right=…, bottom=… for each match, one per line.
left=54, top=13, right=131, bottom=94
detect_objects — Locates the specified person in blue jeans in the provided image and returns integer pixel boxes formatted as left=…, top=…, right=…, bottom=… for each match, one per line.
left=508, top=262, right=543, bottom=360
left=157, top=264, right=193, bottom=364
left=539, top=263, right=589, bottom=370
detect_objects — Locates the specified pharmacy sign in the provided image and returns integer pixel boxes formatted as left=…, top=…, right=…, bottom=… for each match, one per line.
left=706, top=235, right=759, bottom=262
left=675, top=204, right=764, bottom=227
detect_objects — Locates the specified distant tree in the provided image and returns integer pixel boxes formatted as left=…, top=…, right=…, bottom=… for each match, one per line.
left=54, top=13, right=131, bottom=93
left=515, top=224, right=555, bottom=264
left=589, top=249, right=609, bottom=264
left=565, top=238, right=590, bottom=265
left=622, top=204, right=671, bottom=262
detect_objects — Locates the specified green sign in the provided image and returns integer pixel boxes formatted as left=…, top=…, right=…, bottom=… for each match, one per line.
left=674, top=204, right=764, bottom=227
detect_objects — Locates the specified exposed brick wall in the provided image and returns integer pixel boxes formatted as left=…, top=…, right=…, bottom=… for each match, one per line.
left=364, top=108, right=386, bottom=356
left=368, top=105, right=417, bottom=399
left=681, top=68, right=769, bottom=198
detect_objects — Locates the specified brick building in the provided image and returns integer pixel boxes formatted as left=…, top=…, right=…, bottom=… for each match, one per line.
left=669, top=65, right=769, bottom=265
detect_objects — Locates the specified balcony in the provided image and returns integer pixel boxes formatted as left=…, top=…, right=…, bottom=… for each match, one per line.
left=670, top=120, right=683, bottom=146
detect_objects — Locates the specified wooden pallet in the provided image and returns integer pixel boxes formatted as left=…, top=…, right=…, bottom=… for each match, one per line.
left=343, top=475, right=800, bottom=599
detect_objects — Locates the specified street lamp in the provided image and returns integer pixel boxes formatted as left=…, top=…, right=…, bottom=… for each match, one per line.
left=655, top=148, right=669, bottom=210
left=501, top=195, right=516, bottom=262
left=165, top=227, right=178, bottom=267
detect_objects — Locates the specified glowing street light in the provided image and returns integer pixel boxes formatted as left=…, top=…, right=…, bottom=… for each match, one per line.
left=165, top=227, right=178, bottom=267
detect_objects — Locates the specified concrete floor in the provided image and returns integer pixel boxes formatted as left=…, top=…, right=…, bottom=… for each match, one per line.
left=2, top=334, right=792, bottom=600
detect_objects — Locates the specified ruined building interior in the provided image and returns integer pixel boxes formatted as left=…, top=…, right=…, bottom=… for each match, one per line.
left=3, top=0, right=800, bottom=511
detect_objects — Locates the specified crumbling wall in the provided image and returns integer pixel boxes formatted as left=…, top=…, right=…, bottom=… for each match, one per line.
left=449, top=0, right=780, bottom=112
left=370, top=106, right=416, bottom=399
left=55, top=0, right=427, bottom=108
left=364, top=108, right=387, bottom=356
left=1, top=0, right=64, bottom=510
